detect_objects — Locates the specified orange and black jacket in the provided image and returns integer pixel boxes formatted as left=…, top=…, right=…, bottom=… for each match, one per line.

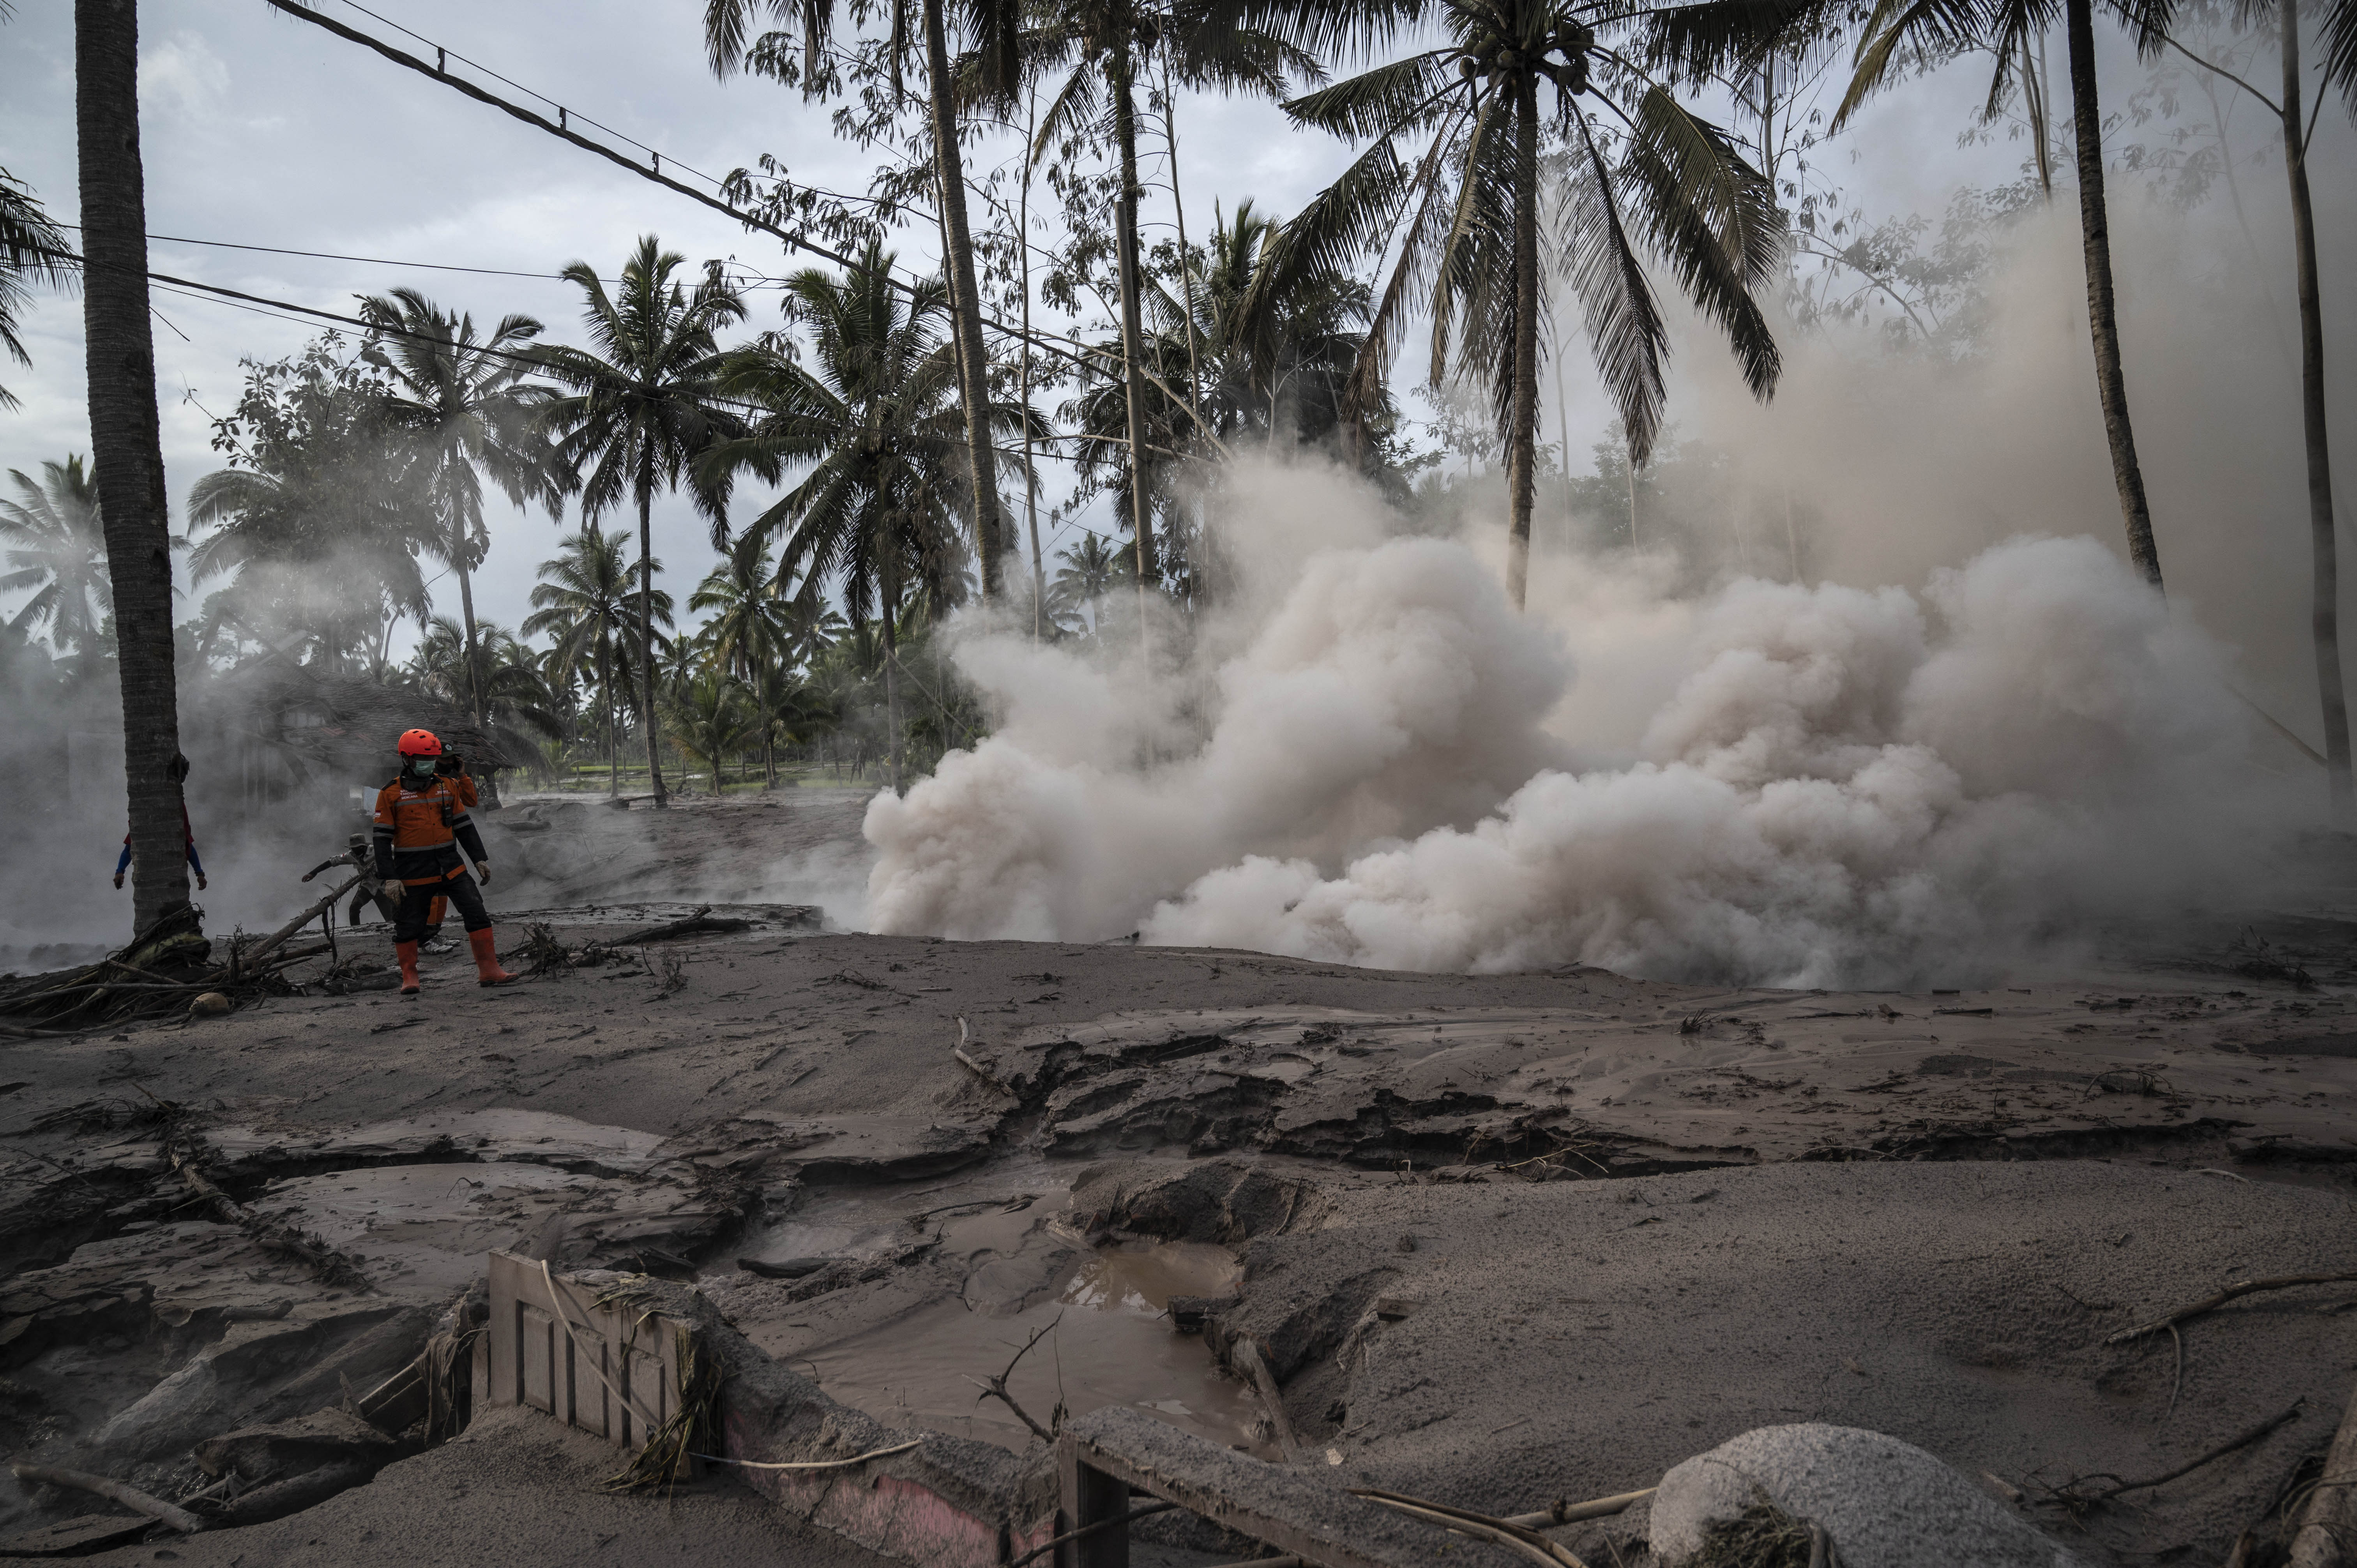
left=371, top=775, right=489, bottom=886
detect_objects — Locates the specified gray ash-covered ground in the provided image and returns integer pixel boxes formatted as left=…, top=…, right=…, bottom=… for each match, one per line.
left=3, top=793, right=2355, bottom=1563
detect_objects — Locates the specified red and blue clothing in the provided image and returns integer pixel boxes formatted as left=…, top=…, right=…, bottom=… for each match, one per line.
left=115, top=807, right=203, bottom=878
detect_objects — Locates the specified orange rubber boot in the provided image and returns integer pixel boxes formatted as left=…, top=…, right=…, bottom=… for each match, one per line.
left=396, top=941, right=422, bottom=995
left=470, top=929, right=518, bottom=987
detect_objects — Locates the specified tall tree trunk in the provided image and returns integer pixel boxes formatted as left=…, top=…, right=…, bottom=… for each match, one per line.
left=1162, top=54, right=1205, bottom=427
left=1504, top=69, right=1541, bottom=612
left=1020, top=95, right=1046, bottom=642
left=454, top=518, right=483, bottom=728
left=601, top=632, right=617, bottom=796
left=2282, top=0, right=2351, bottom=812
left=2023, top=31, right=2053, bottom=200
left=2064, top=0, right=2163, bottom=589
left=881, top=585, right=903, bottom=794
left=1111, top=32, right=1158, bottom=623
left=638, top=485, right=667, bottom=806
left=78, top=0, right=191, bottom=938
left=922, top=0, right=1005, bottom=602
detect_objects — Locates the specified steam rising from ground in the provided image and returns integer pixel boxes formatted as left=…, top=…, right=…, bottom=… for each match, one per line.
left=865, top=467, right=2292, bottom=986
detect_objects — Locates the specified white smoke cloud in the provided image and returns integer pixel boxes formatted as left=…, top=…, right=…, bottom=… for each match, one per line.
left=864, top=484, right=2294, bottom=987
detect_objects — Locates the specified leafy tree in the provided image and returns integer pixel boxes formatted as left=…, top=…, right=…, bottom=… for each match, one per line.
left=705, top=0, right=1020, bottom=600
left=700, top=243, right=997, bottom=789
left=524, top=527, right=673, bottom=795
left=0, top=167, right=70, bottom=412
left=540, top=235, right=750, bottom=808
left=357, top=288, right=563, bottom=729
left=1053, top=531, right=1123, bottom=630
left=1249, top=0, right=1786, bottom=610
left=187, top=337, right=440, bottom=668
left=0, top=456, right=111, bottom=661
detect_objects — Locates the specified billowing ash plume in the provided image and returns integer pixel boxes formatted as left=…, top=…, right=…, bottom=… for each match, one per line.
left=864, top=465, right=2292, bottom=987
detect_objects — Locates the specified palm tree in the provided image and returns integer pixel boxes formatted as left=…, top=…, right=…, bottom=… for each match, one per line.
left=1021, top=0, right=1318, bottom=599
left=1246, top=0, right=1785, bottom=611
left=746, top=662, right=835, bottom=786
left=77, top=0, right=193, bottom=935
left=704, top=0, right=1019, bottom=601
left=699, top=243, right=993, bottom=791
left=665, top=667, right=758, bottom=793
left=689, top=533, right=793, bottom=683
left=1054, top=532, right=1123, bottom=630
left=408, top=616, right=565, bottom=759
left=0, top=457, right=111, bottom=658
left=524, top=527, right=672, bottom=795
left=357, top=288, right=562, bottom=729
left=0, top=167, right=71, bottom=412
left=539, top=236, right=750, bottom=808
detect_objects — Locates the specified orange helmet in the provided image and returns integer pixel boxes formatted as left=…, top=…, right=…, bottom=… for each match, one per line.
left=397, top=728, right=443, bottom=758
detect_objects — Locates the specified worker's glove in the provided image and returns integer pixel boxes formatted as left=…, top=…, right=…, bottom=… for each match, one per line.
left=474, top=862, right=492, bottom=886
left=384, top=882, right=406, bottom=906
left=196, top=875, right=208, bottom=892
left=112, top=872, right=124, bottom=890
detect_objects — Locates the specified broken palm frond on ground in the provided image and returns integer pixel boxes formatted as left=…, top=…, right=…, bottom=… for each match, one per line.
left=0, top=870, right=354, bottom=1027
left=1685, top=1495, right=1839, bottom=1568
left=2108, top=1273, right=2357, bottom=1345
left=167, top=1119, right=375, bottom=1291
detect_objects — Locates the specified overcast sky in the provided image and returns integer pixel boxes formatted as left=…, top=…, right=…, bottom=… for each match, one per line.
left=0, top=0, right=2146, bottom=652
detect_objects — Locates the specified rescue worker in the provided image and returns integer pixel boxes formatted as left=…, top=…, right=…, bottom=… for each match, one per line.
left=373, top=728, right=516, bottom=995
left=415, top=749, right=478, bottom=954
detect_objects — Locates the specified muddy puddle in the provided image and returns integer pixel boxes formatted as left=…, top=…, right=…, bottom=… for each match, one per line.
left=723, top=1158, right=1267, bottom=1456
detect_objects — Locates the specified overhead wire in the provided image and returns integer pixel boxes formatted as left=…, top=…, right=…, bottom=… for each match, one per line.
left=257, top=0, right=1234, bottom=457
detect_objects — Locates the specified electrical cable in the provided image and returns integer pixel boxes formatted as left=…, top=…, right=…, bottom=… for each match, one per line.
left=58, top=222, right=782, bottom=288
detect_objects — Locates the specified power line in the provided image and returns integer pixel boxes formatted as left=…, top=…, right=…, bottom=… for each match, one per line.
left=256, top=0, right=1230, bottom=455
left=59, top=222, right=782, bottom=288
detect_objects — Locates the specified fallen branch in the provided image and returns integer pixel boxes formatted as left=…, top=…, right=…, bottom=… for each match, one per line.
left=1007, top=1501, right=1177, bottom=1568
left=2044, top=1398, right=2306, bottom=1508
left=1233, top=1338, right=1304, bottom=1463
left=966, top=1315, right=1064, bottom=1442
left=9, top=1462, right=206, bottom=1533
left=1501, top=1489, right=1658, bottom=1528
left=613, top=906, right=754, bottom=945
left=953, top=1017, right=1017, bottom=1097
left=169, top=1132, right=373, bottom=1291
left=1351, top=1488, right=1590, bottom=1568
left=2108, top=1274, right=2357, bottom=1344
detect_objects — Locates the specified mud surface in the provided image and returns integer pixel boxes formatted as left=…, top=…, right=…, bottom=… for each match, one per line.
left=3, top=795, right=2354, bottom=1564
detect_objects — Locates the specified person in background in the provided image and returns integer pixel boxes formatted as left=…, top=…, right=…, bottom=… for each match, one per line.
left=113, top=752, right=206, bottom=893
left=373, top=728, right=515, bottom=995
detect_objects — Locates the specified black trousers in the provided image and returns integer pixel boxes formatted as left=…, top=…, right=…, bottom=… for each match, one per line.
left=394, top=869, right=489, bottom=942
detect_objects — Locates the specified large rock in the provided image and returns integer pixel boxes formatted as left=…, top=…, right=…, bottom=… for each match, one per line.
left=1650, top=1424, right=2083, bottom=1568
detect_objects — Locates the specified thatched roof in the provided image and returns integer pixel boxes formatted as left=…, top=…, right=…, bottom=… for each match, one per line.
left=211, top=662, right=518, bottom=791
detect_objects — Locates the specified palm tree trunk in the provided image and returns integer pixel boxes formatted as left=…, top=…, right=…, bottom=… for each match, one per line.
left=922, top=0, right=1005, bottom=602
left=2064, top=0, right=2163, bottom=590
left=2281, top=0, right=2350, bottom=812
left=78, top=0, right=192, bottom=938
left=2023, top=31, right=2053, bottom=201
left=600, top=632, right=617, bottom=796
left=1504, top=69, right=1541, bottom=613
left=637, top=484, right=667, bottom=805
left=1111, top=32, right=1159, bottom=618
left=1162, top=54, right=1205, bottom=428
left=881, top=599, right=903, bottom=794
left=455, top=522, right=484, bottom=728
left=1021, top=78, right=1046, bottom=641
